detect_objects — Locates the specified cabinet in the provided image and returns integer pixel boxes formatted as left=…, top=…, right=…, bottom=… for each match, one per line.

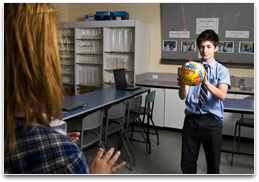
left=140, top=88, right=185, bottom=129
left=164, top=89, right=185, bottom=129
left=58, top=20, right=149, bottom=96
left=141, top=88, right=186, bottom=128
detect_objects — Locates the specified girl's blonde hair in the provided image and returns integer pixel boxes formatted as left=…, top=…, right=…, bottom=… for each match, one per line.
left=4, top=3, right=62, bottom=154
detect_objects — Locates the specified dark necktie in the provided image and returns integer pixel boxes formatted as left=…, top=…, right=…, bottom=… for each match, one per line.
left=197, top=64, right=208, bottom=111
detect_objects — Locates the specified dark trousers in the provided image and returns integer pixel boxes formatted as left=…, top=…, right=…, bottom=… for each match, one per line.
left=181, top=114, right=223, bottom=174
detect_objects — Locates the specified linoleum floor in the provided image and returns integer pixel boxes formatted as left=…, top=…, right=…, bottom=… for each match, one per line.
left=84, top=128, right=254, bottom=175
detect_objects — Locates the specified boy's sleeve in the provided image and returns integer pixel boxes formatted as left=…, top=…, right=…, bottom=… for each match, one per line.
left=218, top=66, right=231, bottom=90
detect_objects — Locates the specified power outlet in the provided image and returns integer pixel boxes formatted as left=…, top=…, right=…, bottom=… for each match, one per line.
left=152, top=75, right=158, bottom=79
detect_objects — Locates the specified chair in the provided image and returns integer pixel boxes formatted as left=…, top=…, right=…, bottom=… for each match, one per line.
left=125, top=95, right=149, bottom=154
left=131, top=90, right=159, bottom=154
left=78, top=110, right=105, bottom=152
left=230, top=114, right=254, bottom=166
left=103, top=102, right=135, bottom=171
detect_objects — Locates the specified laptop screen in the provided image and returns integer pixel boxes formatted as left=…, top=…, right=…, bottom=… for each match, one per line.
left=113, top=68, right=127, bottom=88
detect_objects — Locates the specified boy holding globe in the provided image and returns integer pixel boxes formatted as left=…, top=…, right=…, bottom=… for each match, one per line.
left=177, top=29, right=231, bottom=174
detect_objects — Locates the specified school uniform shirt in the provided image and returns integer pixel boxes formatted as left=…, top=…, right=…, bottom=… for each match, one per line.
left=4, top=118, right=90, bottom=174
left=185, top=59, right=231, bottom=122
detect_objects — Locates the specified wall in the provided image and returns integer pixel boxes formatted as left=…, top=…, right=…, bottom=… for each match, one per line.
left=161, top=3, right=254, bottom=64
left=52, top=3, right=254, bottom=78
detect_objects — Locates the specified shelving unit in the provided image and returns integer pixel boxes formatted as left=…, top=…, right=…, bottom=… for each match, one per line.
left=57, top=28, right=75, bottom=98
left=58, top=20, right=149, bottom=95
left=74, top=28, right=103, bottom=95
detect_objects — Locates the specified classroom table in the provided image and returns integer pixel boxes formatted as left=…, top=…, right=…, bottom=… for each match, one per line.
left=223, top=97, right=254, bottom=114
left=62, top=86, right=152, bottom=153
left=62, top=86, right=150, bottom=120
left=222, top=97, right=254, bottom=156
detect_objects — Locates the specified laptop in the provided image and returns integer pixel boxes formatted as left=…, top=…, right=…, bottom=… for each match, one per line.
left=62, top=100, right=88, bottom=111
left=113, top=68, right=140, bottom=90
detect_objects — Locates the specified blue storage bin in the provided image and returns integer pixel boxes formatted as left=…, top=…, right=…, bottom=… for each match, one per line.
left=95, top=15, right=114, bottom=21
left=95, top=11, right=114, bottom=21
left=113, top=11, right=129, bottom=20
left=85, top=15, right=95, bottom=21
left=96, top=11, right=114, bottom=16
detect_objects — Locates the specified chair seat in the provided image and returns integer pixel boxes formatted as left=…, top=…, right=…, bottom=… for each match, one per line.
left=126, top=112, right=140, bottom=124
left=103, top=120, right=122, bottom=135
left=236, top=118, right=254, bottom=128
left=77, top=130, right=100, bottom=149
left=131, top=107, right=152, bottom=115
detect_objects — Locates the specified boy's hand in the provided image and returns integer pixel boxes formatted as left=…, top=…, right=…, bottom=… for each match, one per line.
left=177, top=74, right=185, bottom=86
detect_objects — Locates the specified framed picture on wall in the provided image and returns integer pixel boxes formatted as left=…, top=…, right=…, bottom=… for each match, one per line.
left=217, top=41, right=234, bottom=53
left=239, top=41, right=254, bottom=54
left=163, top=40, right=177, bottom=51
left=181, top=40, right=196, bottom=52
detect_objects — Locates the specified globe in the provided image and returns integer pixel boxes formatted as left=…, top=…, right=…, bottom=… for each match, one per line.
left=179, top=61, right=205, bottom=86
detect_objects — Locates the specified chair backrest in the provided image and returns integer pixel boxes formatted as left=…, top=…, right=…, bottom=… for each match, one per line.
left=104, top=102, right=126, bottom=144
left=144, top=90, right=156, bottom=116
left=81, top=110, right=103, bottom=131
left=145, top=90, right=156, bottom=104
left=129, top=95, right=142, bottom=112
left=125, top=95, right=142, bottom=131
left=80, top=110, right=103, bottom=149
left=107, top=102, right=125, bottom=120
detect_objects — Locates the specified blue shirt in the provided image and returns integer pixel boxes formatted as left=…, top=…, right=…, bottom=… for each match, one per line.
left=185, top=59, right=231, bottom=122
left=5, top=118, right=90, bottom=174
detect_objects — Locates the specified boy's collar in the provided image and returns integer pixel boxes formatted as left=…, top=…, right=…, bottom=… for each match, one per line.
left=200, top=59, right=216, bottom=69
